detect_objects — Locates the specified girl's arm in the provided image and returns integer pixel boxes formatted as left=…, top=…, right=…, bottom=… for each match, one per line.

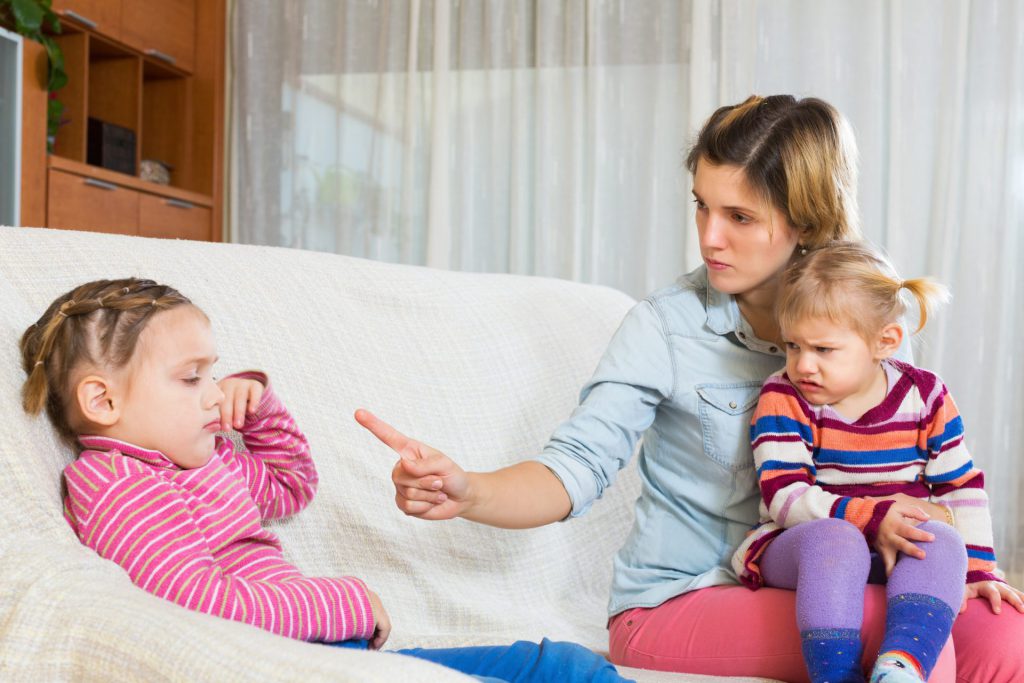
left=751, top=378, right=929, bottom=551
left=921, top=385, right=1001, bottom=583
left=63, top=462, right=375, bottom=642
left=218, top=372, right=317, bottom=521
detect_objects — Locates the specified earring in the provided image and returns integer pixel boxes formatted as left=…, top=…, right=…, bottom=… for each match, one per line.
left=798, top=244, right=807, bottom=256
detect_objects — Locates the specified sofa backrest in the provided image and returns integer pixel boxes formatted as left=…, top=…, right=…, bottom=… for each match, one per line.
left=0, top=226, right=640, bottom=652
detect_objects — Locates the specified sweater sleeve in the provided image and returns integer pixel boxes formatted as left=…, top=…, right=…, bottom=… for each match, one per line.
left=63, top=462, right=375, bottom=642
left=922, top=384, right=1001, bottom=583
left=752, top=377, right=894, bottom=544
left=221, top=372, right=318, bottom=521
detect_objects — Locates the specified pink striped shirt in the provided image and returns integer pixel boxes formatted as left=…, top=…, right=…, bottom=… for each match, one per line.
left=62, top=373, right=374, bottom=643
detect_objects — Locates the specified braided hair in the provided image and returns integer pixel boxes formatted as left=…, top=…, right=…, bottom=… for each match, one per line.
left=19, top=278, right=193, bottom=448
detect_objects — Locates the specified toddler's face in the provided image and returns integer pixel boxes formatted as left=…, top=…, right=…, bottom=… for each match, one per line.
left=782, top=316, right=882, bottom=411
left=110, top=305, right=224, bottom=468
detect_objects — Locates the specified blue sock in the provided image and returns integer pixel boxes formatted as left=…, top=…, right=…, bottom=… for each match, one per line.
left=800, top=627, right=863, bottom=683
left=870, top=592, right=956, bottom=682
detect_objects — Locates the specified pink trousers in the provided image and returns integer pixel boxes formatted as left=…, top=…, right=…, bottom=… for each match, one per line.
left=609, top=585, right=1023, bottom=682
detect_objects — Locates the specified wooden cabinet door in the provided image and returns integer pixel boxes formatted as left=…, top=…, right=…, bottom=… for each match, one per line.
left=138, top=193, right=211, bottom=241
left=51, top=0, right=121, bottom=40
left=48, top=169, right=139, bottom=235
left=120, top=0, right=195, bottom=73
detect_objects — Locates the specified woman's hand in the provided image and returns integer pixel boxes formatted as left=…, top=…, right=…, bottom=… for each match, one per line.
left=874, top=502, right=934, bottom=576
left=355, top=409, right=472, bottom=521
left=961, top=581, right=1024, bottom=615
left=366, top=589, right=392, bottom=650
left=217, top=377, right=264, bottom=431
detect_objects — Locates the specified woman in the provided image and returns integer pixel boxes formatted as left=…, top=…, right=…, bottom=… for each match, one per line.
left=356, top=95, right=1022, bottom=681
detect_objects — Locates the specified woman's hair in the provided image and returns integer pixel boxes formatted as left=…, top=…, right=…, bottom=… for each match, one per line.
left=686, top=94, right=861, bottom=247
left=777, top=241, right=949, bottom=342
left=19, top=278, right=193, bottom=447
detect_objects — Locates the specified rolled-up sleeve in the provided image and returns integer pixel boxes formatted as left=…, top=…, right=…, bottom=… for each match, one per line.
left=533, top=299, right=675, bottom=517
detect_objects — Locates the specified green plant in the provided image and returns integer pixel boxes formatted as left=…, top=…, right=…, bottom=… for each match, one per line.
left=0, top=0, right=67, bottom=150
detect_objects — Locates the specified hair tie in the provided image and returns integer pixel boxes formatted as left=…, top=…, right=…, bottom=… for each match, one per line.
left=34, top=360, right=43, bottom=367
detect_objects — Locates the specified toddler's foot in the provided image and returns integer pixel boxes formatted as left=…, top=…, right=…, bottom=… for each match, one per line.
left=870, top=652, right=924, bottom=683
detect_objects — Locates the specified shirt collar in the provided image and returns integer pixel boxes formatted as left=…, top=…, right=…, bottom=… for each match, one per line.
left=699, top=265, right=785, bottom=357
left=77, top=435, right=179, bottom=469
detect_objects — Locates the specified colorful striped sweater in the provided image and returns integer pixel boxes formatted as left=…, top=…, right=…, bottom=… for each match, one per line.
left=732, top=359, right=999, bottom=589
left=62, top=374, right=375, bottom=642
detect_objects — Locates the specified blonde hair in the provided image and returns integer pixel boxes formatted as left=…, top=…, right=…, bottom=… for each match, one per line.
left=19, top=278, right=193, bottom=448
left=777, top=242, right=949, bottom=342
left=686, top=94, right=861, bottom=247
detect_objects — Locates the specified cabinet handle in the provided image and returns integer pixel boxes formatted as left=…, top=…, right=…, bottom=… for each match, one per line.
left=165, top=199, right=195, bottom=210
left=145, top=49, right=177, bottom=66
left=84, top=178, right=119, bottom=191
left=61, top=10, right=98, bottom=29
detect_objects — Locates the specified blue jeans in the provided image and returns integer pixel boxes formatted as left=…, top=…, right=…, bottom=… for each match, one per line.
left=332, top=637, right=634, bottom=683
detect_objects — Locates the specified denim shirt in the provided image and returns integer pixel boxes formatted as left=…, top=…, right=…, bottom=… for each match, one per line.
left=534, top=265, right=913, bottom=616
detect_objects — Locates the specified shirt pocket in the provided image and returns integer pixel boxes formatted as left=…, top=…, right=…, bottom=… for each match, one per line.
left=695, top=381, right=762, bottom=472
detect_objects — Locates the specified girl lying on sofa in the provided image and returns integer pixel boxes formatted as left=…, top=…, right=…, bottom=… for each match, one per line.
left=19, top=277, right=633, bottom=683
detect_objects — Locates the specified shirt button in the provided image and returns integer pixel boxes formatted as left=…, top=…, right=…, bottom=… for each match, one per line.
left=769, top=346, right=778, bottom=353
left=729, top=401, right=738, bottom=409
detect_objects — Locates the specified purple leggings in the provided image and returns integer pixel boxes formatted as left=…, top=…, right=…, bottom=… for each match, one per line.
left=760, top=518, right=966, bottom=631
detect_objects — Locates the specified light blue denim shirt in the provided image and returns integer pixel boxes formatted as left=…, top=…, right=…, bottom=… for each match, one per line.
left=534, top=265, right=913, bottom=617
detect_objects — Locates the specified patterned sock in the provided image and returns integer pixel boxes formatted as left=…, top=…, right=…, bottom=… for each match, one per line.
left=869, top=651, right=925, bottom=683
left=870, top=593, right=956, bottom=682
left=800, top=628, right=863, bottom=683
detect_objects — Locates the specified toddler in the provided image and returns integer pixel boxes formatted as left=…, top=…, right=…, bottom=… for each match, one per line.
left=731, top=243, right=1024, bottom=683
left=20, top=277, right=632, bottom=683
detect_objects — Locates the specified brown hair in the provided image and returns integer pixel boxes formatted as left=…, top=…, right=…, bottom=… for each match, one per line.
left=686, top=95, right=861, bottom=247
left=19, top=278, right=193, bottom=447
left=777, top=241, right=949, bottom=342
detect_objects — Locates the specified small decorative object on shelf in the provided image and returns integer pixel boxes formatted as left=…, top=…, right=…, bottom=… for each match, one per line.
left=87, top=117, right=136, bottom=175
left=140, top=159, right=171, bottom=185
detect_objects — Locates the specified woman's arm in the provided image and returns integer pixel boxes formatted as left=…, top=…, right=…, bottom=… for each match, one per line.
left=356, top=410, right=570, bottom=528
left=358, top=298, right=674, bottom=529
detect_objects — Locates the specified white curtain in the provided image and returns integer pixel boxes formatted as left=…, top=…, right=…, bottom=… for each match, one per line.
left=230, top=0, right=1024, bottom=584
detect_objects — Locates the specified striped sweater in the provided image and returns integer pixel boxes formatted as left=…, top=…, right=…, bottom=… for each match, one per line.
left=62, top=374, right=374, bottom=642
left=732, top=359, right=999, bottom=589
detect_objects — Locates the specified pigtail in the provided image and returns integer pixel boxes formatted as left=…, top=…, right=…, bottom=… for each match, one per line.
left=900, top=277, right=950, bottom=335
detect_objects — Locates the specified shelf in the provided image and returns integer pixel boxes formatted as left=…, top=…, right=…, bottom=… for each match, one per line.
left=48, top=155, right=212, bottom=207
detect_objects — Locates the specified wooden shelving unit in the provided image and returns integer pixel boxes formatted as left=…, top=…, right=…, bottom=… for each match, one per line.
left=18, top=0, right=224, bottom=241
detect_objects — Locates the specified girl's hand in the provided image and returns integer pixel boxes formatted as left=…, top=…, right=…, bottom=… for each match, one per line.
left=217, top=377, right=264, bottom=431
left=874, top=502, right=934, bottom=576
left=869, top=493, right=949, bottom=523
left=366, top=589, right=391, bottom=650
left=355, top=409, right=472, bottom=521
left=961, top=581, right=1024, bottom=615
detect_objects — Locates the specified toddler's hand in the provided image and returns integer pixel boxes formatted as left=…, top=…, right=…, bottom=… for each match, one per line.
left=217, top=377, right=265, bottom=431
left=961, top=581, right=1024, bottom=615
left=366, top=589, right=392, bottom=650
left=874, top=502, right=934, bottom=576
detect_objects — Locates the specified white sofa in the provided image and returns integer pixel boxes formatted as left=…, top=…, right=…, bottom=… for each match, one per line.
left=0, top=226, right=776, bottom=682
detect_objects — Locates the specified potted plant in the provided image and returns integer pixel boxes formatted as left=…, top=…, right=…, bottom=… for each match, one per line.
left=0, top=0, right=67, bottom=150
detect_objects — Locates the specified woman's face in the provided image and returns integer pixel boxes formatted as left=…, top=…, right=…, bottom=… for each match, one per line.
left=692, top=158, right=801, bottom=298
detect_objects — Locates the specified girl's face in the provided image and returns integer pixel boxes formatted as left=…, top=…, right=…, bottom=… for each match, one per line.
left=692, top=158, right=801, bottom=299
left=782, top=316, right=888, bottom=415
left=108, top=306, right=224, bottom=468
